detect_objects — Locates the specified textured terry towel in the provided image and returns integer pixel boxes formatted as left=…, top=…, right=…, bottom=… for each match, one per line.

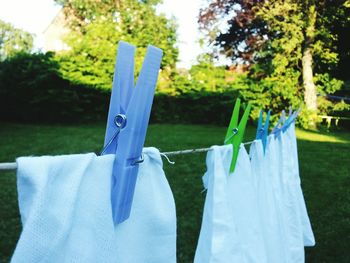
left=12, top=147, right=176, bottom=263
left=285, top=123, right=315, bottom=247
left=249, top=140, right=286, bottom=262
left=195, top=144, right=267, bottom=263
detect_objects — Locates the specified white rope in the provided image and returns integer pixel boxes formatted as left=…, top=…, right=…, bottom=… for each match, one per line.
left=162, top=147, right=212, bottom=156
left=0, top=163, right=18, bottom=170
left=0, top=140, right=255, bottom=171
left=161, top=140, right=254, bottom=156
left=159, top=152, right=176, bottom=164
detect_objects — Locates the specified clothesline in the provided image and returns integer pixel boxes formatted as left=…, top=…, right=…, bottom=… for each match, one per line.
left=0, top=140, right=255, bottom=171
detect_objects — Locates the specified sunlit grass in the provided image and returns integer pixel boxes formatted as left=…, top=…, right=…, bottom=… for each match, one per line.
left=296, top=128, right=350, bottom=144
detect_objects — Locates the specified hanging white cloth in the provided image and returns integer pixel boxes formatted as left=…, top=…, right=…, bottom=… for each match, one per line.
left=195, top=144, right=267, bottom=263
left=285, top=122, right=315, bottom=247
left=275, top=130, right=305, bottom=263
left=227, top=144, right=267, bottom=263
left=194, top=145, right=244, bottom=263
left=249, top=139, right=286, bottom=262
left=12, top=147, right=176, bottom=263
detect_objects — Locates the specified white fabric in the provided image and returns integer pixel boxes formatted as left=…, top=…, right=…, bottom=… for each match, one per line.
left=12, top=147, right=176, bottom=263
left=194, top=145, right=243, bottom=263
left=276, top=131, right=305, bottom=263
left=266, top=135, right=289, bottom=262
left=227, top=144, right=267, bottom=263
left=249, top=139, right=286, bottom=262
left=195, top=144, right=267, bottom=263
left=285, top=123, right=315, bottom=247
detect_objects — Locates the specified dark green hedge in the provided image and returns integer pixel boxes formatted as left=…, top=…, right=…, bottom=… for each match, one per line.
left=0, top=53, right=109, bottom=123
left=0, top=53, right=242, bottom=125
left=152, top=92, right=240, bottom=126
left=0, top=80, right=240, bottom=126
left=2, top=53, right=349, bottom=129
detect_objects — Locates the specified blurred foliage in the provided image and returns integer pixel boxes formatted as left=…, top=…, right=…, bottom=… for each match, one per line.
left=53, top=0, right=178, bottom=90
left=0, top=20, right=33, bottom=61
left=1, top=51, right=348, bottom=129
left=0, top=1, right=349, bottom=129
left=199, top=0, right=350, bottom=128
left=168, top=54, right=238, bottom=94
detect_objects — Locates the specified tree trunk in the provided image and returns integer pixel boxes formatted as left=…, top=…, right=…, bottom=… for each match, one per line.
left=302, top=5, right=318, bottom=128
left=302, top=47, right=317, bottom=111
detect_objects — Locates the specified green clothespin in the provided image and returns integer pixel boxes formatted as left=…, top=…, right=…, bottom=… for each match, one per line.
left=224, top=98, right=252, bottom=173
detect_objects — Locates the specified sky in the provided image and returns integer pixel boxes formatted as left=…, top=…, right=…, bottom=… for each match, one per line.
left=0, top=0, right=204, bottom=68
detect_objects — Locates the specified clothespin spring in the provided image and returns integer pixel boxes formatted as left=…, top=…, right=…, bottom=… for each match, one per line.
left=132, top=154, right=144, bottom=165
left=224, top=127, right=239, bottom=144
left=100, top=114, right=127, bottom=155
left=100, top=113, right=144, bottom=165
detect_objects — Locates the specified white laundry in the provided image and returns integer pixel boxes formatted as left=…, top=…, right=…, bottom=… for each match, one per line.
left=275, top=131, right=305, bottom=263
left=195, top=144, right=267, bottom=263
left=227, top=144, right=267, bottom=263
left=285, top=123, right=315, bottom=247
left=266, top=134, right=289, bottom=261
left=12, top=147, right=176, bottom=263
left=194, top=145, right=243, bottom=263
left=249, top=139, right=286, bottom=262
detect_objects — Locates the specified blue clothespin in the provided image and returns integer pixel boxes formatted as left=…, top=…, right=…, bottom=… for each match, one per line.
left=272, top=108, right=300, bottom=137
left=101, top=41, right=163, bottom=224
left=281, top=108, right=301, bottom=132
left=256, top=109, right=271, bottom=152
left=271, top=110, right=286, bottom=137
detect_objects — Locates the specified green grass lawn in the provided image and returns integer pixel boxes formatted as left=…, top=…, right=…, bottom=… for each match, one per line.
left=0, top=122, right=349, bottom=262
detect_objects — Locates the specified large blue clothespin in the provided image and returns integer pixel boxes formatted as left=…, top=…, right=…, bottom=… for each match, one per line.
left=256, top=109, right=271, bottom=153
left=101, top=41, right=163, bottom=224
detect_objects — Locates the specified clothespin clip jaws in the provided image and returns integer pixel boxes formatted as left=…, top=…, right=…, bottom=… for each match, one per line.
left=224, top=98, right=251, bottom=173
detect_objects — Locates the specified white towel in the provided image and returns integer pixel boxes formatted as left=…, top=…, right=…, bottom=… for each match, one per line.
left=194, top=145, right=244, bottom=263
left=285, top=123, right=315, bottom=247
left=195, top=144, right=267, bottom=263
left=226, top=145, right=267, bottom=263
left=250, top=139, right=286, bottom=262
left=276, top=131, right=305, bottom=263
left=12, top=147, right=176, bottom=263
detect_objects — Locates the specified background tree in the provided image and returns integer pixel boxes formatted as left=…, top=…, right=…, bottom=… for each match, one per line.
left=54, top=0, right=178, bottom=90
left=199, top=0, right=350, bottom=127
left=0, top=20, right=33, bottom=61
